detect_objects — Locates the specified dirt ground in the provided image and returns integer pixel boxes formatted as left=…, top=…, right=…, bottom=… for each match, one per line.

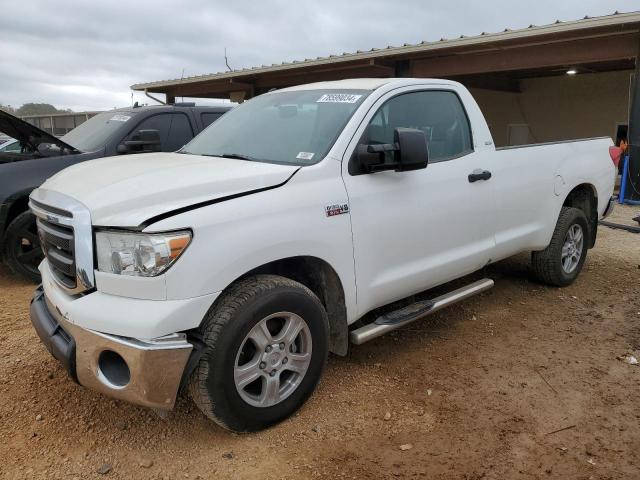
left=1, top=205, right=639, bottom=480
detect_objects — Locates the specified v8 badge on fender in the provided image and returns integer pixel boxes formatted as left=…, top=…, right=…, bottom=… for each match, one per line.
left=325, top=203, right=350, bottom=217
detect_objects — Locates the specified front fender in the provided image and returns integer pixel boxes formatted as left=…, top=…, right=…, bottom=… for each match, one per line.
left=151, top=163, right=359, bottom=323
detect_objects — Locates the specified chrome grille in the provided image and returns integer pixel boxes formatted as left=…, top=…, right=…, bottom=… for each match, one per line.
left=36, top=218, right=76, bottom=288
left=30, top=198, right=72, bottom=219
left=29, top=188, right=95, bottom=294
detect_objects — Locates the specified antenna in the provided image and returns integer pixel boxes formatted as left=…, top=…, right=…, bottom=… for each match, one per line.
left=224, top=47, right=232, bottom=72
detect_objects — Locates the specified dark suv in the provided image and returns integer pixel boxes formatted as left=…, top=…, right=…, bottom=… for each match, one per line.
left=0, top=103, right=231, bottom=281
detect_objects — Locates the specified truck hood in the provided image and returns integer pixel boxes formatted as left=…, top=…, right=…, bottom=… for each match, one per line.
left=40, top=152, right=299, bottom=227
left=0, top=110, right=77, bottom=153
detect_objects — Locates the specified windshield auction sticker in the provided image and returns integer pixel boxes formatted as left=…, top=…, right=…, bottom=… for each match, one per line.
left=317, top=94, right=363, bottom=104
left=296, top=152, right=315, bottom=161
left=109, top=114, right=131, bottom=122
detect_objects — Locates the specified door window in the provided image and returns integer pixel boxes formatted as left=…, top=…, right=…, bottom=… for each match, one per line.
left=201, top=112, right=222, bottom=129
left=360, top=90, right=473, bottom=164
left=165, top=113, right=194, bottom=151
left=129, top=113, right=194, bottom=152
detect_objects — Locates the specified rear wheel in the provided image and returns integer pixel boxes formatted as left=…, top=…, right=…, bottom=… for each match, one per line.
left=4, top=211, right=42, bottom=283
left=531, top=207, right=588, bottom=287
left=189, top=274, right=329, bottom=432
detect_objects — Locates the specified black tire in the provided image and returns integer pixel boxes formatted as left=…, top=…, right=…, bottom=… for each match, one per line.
left=189, top=274, right=329, bottom=432
left=531, top=207, right=589, bottom=287
left=4, top=211, right=42, bottom=283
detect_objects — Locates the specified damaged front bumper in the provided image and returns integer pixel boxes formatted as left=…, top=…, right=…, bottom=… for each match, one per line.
left=30, top=286, right=193, bottom=410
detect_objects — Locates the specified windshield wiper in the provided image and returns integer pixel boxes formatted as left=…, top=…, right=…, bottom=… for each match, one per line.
left=184, top=152, right=261, bottom=161
left=218, top=153, right=257, bottom=161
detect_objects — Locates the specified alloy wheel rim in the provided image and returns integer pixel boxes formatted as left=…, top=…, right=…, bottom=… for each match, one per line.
left=234, top=312, right=312, bottom=408
left=561, top=224, right=583, bottom=274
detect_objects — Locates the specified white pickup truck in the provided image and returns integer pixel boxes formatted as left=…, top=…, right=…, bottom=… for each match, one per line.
left=29, top=78, right=616, bottom=431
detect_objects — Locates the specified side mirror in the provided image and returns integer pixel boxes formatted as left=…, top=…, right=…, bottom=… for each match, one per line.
left=395, top=127, right=429, bottom=172
left=118, top=129, right=162, bottom=154
left=36, top=143, right=62, bottom=157
left=356, top=127, right=429, bottom=173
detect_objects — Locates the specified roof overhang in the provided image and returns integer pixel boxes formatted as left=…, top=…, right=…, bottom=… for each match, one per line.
left=132, top=11, right=640, bottom=100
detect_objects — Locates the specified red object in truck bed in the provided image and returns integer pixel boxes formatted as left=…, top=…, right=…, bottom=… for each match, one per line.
left=609, top=146, right=622, bottom=167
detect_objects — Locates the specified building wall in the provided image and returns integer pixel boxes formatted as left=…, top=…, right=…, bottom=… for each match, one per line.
left=21, top=112, right=99, bottom=136
left=470, top=70, right=631, bottom=147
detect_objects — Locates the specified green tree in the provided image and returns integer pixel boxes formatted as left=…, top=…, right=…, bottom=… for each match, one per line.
left=16, top=103, right=60, bottom=116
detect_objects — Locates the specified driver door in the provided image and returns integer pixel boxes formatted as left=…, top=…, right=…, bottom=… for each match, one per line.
left=342, top=87, right=496, bottom=316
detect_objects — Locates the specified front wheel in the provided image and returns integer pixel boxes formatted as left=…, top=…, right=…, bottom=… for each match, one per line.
left=189, top=275, right=329, bottom=432
left=531, top=207, right=589, bottom=287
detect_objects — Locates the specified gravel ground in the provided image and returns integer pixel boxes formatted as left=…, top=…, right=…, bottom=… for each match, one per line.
left=1, top=204, right=639, bottom=479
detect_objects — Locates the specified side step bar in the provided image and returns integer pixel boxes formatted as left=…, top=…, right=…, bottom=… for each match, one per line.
left=349, top=278, right=494, bottom=345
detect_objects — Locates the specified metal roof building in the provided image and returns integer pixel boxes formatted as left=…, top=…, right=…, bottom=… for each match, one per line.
left=132, top=11, right=639, bottom=103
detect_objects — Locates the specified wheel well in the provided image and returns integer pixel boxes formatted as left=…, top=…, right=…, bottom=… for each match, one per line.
left=563, top=184, right=598, bottom=248
left=5, top=196, right=30, bottom=231
left=238, top=256, right=349, bottom=356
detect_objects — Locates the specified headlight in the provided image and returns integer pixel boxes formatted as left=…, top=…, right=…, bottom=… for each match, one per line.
left=96, top=230, right=191, bottom=277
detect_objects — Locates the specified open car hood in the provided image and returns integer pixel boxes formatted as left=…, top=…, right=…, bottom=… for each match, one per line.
left=0, top=110, right=78, bottom=153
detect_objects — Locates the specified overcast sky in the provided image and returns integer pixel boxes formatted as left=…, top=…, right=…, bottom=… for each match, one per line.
left=1, top=1, right=638, bottom=111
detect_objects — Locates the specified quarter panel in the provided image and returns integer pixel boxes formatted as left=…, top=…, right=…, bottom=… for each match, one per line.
left=489, top=137, right=615, bottom=260
left=554, top=138, right=616, bottom=217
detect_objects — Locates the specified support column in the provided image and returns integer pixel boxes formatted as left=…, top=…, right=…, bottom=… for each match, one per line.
left=626, top=35, right=640, bottom=201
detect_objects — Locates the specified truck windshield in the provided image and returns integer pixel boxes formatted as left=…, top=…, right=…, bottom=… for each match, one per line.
left=181, top=89, right=369, bottom=165
left=61, top=111, right=137, bottom=152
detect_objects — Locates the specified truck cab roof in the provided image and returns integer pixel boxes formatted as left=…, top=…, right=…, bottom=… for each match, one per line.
left=279, top=77, right=461, bottom=92
left=114, top=103, right=233, bottom=115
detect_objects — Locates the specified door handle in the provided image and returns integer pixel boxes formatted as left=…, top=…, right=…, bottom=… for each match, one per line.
left=468, top=169, right=492, bottom=183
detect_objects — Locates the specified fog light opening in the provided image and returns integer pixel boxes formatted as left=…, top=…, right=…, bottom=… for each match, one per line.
left=97, top=350, right=131, bottom=389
